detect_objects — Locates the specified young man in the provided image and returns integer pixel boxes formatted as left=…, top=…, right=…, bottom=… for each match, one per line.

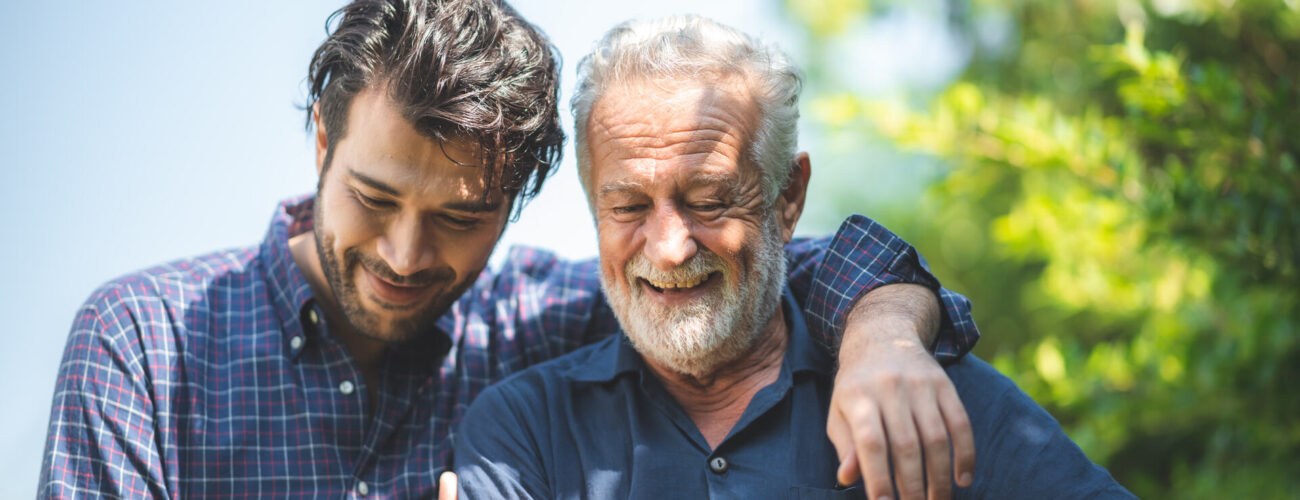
left=39, top=1, right=978, bottom=498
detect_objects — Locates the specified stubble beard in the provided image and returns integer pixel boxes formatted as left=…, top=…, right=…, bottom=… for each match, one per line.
left=601, top=214, right=789, bottom=379
left=312, top=200, right=464, bottom=344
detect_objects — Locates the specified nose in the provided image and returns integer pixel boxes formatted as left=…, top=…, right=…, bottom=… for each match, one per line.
left=642, top=203, right=697, bottom=271
left=376, top=211, right=436, bottom=277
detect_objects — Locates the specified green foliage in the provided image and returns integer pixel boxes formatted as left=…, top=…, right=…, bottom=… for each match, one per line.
left=786, top=0, right=1300, bottom=497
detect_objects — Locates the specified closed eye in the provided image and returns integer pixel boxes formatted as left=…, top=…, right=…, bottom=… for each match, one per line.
left=612, top=204, right=648, bottom=214
left=440, top=214, right=482, bottom=230
left=353, top=190, right=396, bottom=211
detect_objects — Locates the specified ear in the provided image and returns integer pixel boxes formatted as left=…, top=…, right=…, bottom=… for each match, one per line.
left=775, top=152, right=811, bottom=243
left=312, top=102, right=328, bottom=175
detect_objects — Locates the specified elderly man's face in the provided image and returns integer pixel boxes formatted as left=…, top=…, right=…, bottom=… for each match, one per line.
left=585, top=78, right=803, bottom=377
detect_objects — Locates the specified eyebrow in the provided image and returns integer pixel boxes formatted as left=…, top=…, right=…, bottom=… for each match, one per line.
left=348, top=170, right=400, bottom=197
left=442, top=198, right=502, bottom=214
left=349, top=168, right=502, bottom=213
left=683, top=172, right=737, bottom=190
left=597, top=172, right=738, bottom=198
left=598, top=179, right=647, bottom=198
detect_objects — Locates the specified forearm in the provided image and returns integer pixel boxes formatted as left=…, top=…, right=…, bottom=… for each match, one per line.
left=840, top=283, right=941, bottom=358
left=797, top=214, right=981, bottom=361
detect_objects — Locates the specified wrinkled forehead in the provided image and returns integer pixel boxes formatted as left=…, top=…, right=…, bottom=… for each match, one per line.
left=587, top=77, right=762, bottom=195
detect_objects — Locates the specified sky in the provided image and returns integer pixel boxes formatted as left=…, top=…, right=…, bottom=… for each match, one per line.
left=0, top=1, right=962, bottom=496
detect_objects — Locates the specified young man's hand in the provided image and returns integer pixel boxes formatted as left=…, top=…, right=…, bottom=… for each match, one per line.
left=827, top=284, right=975, bottom=500
left=439, top=471, right=458, bottom=500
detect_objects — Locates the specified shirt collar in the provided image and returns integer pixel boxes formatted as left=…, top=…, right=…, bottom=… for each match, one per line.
left=571, top=287, right=832, bottom=383
left=260, top=194, right=456, bottom=364
left=260, top=195, right=319, bottom=350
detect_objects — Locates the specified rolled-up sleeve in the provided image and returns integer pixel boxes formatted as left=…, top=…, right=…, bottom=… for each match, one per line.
left=801, top=214, right=980, bottom=364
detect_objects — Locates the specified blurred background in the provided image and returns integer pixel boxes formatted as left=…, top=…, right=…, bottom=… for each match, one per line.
left=1, top=0, right=1295, bottom=498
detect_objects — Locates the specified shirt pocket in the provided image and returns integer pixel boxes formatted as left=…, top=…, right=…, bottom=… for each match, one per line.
left=788, top=485, right=864, bottom=500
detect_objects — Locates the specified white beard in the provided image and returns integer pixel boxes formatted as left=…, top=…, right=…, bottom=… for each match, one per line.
left=600, top=214, right=789, bottom=378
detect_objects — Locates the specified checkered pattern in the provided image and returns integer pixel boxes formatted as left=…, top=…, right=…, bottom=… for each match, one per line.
left=38, top=195, right=977, bottom=499
left=805, top=215, right=979, bottom=362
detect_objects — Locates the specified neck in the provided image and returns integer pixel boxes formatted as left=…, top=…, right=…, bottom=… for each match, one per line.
left=643, top=307, right=788, bottom=449
left=288, top=233, right=386, bottom=376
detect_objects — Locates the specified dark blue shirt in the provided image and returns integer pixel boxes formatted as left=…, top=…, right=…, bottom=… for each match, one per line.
left=455, top=291, right=1137, bottom=499
left=455, top=290, right=860, bottom=499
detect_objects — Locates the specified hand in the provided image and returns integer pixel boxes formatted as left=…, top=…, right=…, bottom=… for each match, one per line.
left=439, top=471, right=458, bottom=500
left=827, top=322, right=974, bottom=500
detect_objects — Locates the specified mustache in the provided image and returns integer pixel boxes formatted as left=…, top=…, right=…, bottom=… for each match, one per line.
left=625, top=248, right=725, bottom=284
left=344, top=248, right=453, bottom=287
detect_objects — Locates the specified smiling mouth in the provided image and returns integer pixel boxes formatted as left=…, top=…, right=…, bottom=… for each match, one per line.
left=362, top=269, right=437, bottom=309
left=639, top=272, right=719, bottom=294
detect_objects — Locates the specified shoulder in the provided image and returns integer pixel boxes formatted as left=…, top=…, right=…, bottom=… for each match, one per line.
left=469, top=335, right=618, bottom=413
left=90, top=247, right=259, bottom=305
left=72, top=247, right=260, bottom=348
left=484, top=245, right=599, bottom=288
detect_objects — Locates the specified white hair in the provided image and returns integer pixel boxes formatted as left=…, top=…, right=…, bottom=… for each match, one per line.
left=571, top=15, right=803, bottom=205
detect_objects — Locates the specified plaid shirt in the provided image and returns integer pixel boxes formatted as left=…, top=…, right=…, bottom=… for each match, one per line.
left=39, top=195, right=977, bottom=499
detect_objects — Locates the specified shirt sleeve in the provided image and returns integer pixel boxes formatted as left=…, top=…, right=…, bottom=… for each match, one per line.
left=793, top=214, right=980, bottom=364
left=947, top=356, right=1135, bottom=499
left=478, top=247, right=619, bottom=371
left=453, top=382, right=550, bottom=500
left=38, top=285, right=169, bottom=500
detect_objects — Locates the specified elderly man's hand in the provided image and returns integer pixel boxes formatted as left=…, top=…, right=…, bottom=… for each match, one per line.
left=827, top=285, right=975, bottom=500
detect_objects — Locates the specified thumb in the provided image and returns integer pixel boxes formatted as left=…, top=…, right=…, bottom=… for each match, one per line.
left=439, top=471, right=459, bottom=500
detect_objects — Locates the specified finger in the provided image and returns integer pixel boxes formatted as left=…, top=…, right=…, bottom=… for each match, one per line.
left=913, top=395, right=952, bottom=500
left=937, top=381, right=975, bottom=488
left=851, top=403, right=895, bottom=500
left=828, top=407, right=861, bottom=485
left=837, top=451, right=859, bottom=488
left=439, top=471, right=458, bottom=500
left=883, top=399, right=925, bottom=500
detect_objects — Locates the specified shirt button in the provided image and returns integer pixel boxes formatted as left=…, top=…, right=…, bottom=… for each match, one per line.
left=709, top=456, right=728, bottom=474
left=289, top=335, right=304, bottom=350
left=307, top=308, right=320, bottom=326
left=339, top=380, right=355, bottom=395
left=356, top=480, right=369, bottom=496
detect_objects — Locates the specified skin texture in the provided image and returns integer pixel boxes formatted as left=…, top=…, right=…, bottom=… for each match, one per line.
left=586, top=78, right=807, bottom=448
left=831, top=286, right=975, bottom=500
left=290, top=86, right=511, bottom=400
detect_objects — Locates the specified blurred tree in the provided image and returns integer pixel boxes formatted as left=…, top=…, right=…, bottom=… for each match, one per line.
left=785, top=0, right=1300, bottom=497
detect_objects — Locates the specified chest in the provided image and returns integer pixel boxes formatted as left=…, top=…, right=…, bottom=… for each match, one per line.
left=157, top=323, right=464, bottom=499
left=543, top=376, right=856, bottom=500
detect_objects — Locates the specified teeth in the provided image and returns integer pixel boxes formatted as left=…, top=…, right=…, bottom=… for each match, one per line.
left=647, top=274, right=707, bottom=290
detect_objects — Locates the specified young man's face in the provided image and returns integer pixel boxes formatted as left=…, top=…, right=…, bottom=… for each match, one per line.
left=311, top=87, right=510, bottom=343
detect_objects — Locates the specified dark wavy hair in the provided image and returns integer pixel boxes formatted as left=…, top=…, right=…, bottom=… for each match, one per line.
left=306, top=0, right=563, bottom=215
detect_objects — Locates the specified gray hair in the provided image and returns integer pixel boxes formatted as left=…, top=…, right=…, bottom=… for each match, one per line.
left=571, top=15, right=803, bottom=205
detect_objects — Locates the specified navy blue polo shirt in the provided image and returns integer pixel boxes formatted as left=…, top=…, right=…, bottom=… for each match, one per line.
left=455, top=289, right=859, bottom=499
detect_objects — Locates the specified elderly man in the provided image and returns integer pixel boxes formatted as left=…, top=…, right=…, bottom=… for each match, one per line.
left=39, top=1, right=982, bottom=498
left=454, top=16, right=1135, bottom=499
